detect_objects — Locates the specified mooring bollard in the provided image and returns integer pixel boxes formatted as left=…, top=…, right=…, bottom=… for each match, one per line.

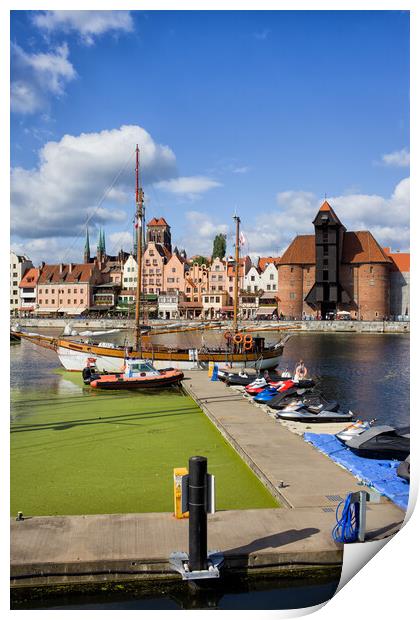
left=188, top=456, right=208, bottom=571
left=169, top=456, right=223, bottom=580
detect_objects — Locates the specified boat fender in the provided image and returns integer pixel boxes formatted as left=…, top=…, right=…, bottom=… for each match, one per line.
left=224, top=331, right=233, bottom=340
left=244, top=335, right=253, bottom=350
left=233, top=333, right=243, bottom=344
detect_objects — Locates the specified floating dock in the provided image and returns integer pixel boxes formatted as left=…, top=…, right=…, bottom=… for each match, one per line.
left=11, top=371, right=405, bottom=589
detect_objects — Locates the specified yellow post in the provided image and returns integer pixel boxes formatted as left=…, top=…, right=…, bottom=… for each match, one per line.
left=173, top=467, right=189, bottom=519
left=208, top=361, right=214, bottom=378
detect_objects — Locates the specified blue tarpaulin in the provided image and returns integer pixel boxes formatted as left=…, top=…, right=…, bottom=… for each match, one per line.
left=304, top=433, right=409, bottom=511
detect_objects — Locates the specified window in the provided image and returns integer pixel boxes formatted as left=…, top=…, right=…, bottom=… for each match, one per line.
left=369, top=266, right=373, bottom=273
left=74, top=289, right=77, bottom=293
left=251, top=276, right=255, bottom=281
left=218, top=275, right=223, bottom=281
left=80, top=289, right=83, bottom=293
left=267, top=285, right=271, bottom=290
left=39, top=289, right=42, bottom=294
left=290, top=267, right=294, bottom=273
left=46, top=299, right=49, bottom=304
left=215, top=296, right=220, bottom=303
left=67, top=299, right=71, bottom=304
left=13, top=281, right=17, bottom=286
left=272, top=284, right=277, bottom=290
left=80, top=300, right=83, bottom=305
left=323, top=270, right=329, bottom=281
left=218, top=286, right=223, bottom=291
left=270, top=274, right=274, bottom=280
left=323, top=259, right=328, bottom=266
left=172, top=268, right=176, bottom=273
left=323, top=245, right=328, bottom=256
left=74, top=299, right=77, bottom=304
left=13, top=272, right=17, bottom=277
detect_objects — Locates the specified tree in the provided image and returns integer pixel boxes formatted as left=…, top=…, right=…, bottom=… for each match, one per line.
left=194, top=255, right=209, bottom=266
left=212, top=233, right=226, bottom=260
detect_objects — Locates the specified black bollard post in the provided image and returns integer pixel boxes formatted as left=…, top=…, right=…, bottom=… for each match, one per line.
left=188, top=455, right=208, bottom=571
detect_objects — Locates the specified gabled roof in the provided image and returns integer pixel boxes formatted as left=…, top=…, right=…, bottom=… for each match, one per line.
left=258, top=257, right=280, bottom=271
left=278, top=235, right=315, bottom=265
left=38, top=263, right=99, bottom=284
left=314, top=200, right=344, bottom=227
left=278, top=232, right=392, bottom=265
left=147, top=217, right=169, bottom=227
left=19, top=267, right=40, bottom=287
left=383, top=249, right=410, bottom=272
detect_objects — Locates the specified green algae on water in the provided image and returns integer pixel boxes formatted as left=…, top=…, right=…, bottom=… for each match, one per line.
left=10, top=370, right=277, bottom=516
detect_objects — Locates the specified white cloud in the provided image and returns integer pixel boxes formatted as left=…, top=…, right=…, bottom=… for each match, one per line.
left=241, top=179, right=410, bottom=257
left=232, top=166, right=250, bottom=174
left=11, top=42, right=76, bottom=114
left=155, top=176, right=222, bottom=198
left=174, top=211, right=229, bottom=256
left=108, top=231, right=134, bottom=253
left=33, top=10, right=134, bottom=46
left=380, top=148, right=410, bottom=168
left=11, top=124, right=177, bottom=243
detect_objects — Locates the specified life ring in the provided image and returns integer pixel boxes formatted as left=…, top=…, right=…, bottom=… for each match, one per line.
left=224, top=331, right=233, bottom=340
left=244, top=335, right=253, bottom=350
left=233, top=333, right=243, bottom=344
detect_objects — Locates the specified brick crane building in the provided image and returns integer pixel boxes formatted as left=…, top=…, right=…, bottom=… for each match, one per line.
left=277, top=201, right=392, bottom=320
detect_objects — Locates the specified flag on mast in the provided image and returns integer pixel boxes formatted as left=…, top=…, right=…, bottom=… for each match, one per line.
left=239, top=231, right=246, bottom=246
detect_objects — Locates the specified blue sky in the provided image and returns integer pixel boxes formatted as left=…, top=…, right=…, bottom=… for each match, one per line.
left=10, top=10, right=410, bottom=264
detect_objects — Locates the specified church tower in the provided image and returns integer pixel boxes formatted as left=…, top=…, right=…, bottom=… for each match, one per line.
left=84, top=227, right=91, bottom=263
left=146, top=217, right=172, bottom=253
left=96, top=228, right=106, bottom=263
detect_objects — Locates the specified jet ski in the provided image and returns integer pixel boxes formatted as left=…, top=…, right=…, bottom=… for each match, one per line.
left=397, top=455, right=410, bottom=482
left=336, top=420, right=374, bottom=444
left=276, top=403, right=352, bottom=422
left=342, top=425, right=410, bottom=460
left=266, top=387, right=314, bottom=409
left=217, top=369, right=256, bottom=386
left=253, top=380, right=299, bottom=403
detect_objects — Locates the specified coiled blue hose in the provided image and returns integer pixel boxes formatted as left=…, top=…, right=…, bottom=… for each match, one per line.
left=332, top=493, right=359, bottom=543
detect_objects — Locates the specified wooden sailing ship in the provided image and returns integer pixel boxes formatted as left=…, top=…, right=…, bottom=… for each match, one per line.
left=11, top=146, right=287, bottom=371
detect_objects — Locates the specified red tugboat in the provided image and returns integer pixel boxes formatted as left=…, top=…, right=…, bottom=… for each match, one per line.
left=87, top=358, right=184, bottom=390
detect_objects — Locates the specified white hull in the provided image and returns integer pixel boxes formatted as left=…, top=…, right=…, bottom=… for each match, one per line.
left=57, top=346, right=283, bottom=372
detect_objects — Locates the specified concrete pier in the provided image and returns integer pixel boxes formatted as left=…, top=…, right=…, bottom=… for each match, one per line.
left=11, top=372, right=405, bottom=589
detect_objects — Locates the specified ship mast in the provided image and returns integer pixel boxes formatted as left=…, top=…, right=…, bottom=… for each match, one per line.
left=134, top=144, right=144, bottom=351
left=233, top=214, right=240, bottom=334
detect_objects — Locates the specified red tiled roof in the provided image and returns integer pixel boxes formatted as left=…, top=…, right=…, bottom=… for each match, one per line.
left=19, top=267, right=39, bottom=287
left=278, top=235, right=315, bottom=265
left=38, top=263, right=98, bottom=284
left=319, top=200, right=332, bottom=212
left=258, top=257, right=281, bottom=271
left=279, top=232, right=392, bottom=265
left=147, top=217, right=169, bottom=227
left=383, top=249, right=410, bottom=272
left=315, top=201, right=344, bottom=227
left=342, top=232, right=391, bottom=264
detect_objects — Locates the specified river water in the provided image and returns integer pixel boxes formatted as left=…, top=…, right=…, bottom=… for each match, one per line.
left=10, top=329, right=409, bottom=610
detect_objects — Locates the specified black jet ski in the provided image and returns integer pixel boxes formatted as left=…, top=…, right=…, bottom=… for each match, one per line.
left=276, top=401, right=352, bottom=422
left=266, top=387, right=313, bottom=409
left=397, top=455, right=410, bottom=482
left=218, top=369, right=296, bottom=387
left=342, top=425, right=410, bottom=460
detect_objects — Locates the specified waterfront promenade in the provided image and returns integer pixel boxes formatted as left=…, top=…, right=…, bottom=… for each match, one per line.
left=11, top=371, right=404, bottom=588
left=13, top=317, right=409, bottom=333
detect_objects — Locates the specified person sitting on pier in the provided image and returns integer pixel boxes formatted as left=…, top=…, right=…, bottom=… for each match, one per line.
left=294, top=360, right=308, bottom=382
